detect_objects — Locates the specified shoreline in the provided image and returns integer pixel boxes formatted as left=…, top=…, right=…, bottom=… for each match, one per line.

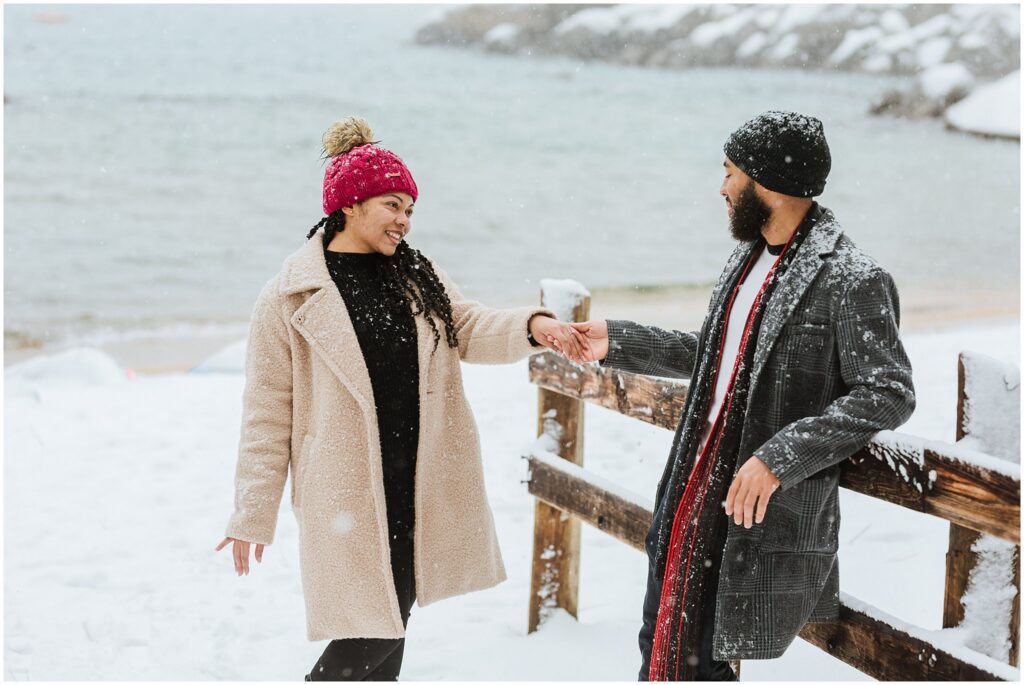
left=4, top=284, right=1018, bottom=376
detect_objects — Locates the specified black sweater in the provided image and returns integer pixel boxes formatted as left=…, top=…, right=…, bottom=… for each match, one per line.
left=324, top=248, right=419, bottom=615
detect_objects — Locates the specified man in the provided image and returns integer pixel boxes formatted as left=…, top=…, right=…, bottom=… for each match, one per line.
left=559, top=111, right=916, bottom=680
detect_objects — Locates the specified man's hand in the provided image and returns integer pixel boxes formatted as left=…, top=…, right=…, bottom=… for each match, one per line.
left=724, top=456, right=780, bottom=528
left=215, top=537, right=264, bottom=576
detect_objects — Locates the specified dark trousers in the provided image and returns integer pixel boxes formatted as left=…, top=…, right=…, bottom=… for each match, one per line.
left=307, top=637, right=408, bottom=681
left=639, top=506, right=737, bottom=681
left=695, top=543, right=738, bottom=682
left=308, top=514, right=416, bottom=681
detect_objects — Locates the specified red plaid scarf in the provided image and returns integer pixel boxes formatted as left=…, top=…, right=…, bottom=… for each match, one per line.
left=648, top=225, right=804, bottom=680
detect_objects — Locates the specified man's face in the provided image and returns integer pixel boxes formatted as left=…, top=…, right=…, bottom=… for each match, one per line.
left=720, top=158, right=771, bottom=242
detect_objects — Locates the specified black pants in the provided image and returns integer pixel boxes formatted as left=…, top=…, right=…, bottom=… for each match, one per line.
left=307, top=636, right=408, bottom=681
left=307, top=514, right=416, bottom=681
left=639, top=507, right=737, bottom=681
left=691, top=509, right=737, bottom=682
left=695, top=548, right=738, bottom=682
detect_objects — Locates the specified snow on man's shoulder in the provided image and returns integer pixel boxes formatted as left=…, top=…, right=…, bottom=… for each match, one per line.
left=820, top=234, right=893, bottom=298
left=832, top=234, right=882, bottom=273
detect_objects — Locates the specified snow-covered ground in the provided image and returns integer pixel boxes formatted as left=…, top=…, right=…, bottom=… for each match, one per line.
left=4, top=318, right=1019, bottom=680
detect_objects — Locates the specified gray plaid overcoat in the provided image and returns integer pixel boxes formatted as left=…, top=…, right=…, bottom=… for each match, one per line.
left=601, top=204, right=916, bottom=665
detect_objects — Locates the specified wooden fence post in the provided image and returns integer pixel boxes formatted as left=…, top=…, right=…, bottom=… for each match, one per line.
left=943, top=352, right=1020, bottom=666
left=528, top=280, right=590, bottom=634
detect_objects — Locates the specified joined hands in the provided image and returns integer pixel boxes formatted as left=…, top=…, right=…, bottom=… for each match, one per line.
left=537, top=318, right=609, bottom=364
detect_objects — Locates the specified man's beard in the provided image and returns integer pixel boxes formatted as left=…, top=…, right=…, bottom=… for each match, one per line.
left=729, top=181, right=771, bottom=242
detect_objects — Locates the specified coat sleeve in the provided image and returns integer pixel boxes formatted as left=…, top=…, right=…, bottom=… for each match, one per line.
left=599, top=319, right=700, bottom=379
left=224, top=279, right=293, bottom=545
left=755, top=268, right=916, bottom=491
left=430, top=260, right=557, bottom=365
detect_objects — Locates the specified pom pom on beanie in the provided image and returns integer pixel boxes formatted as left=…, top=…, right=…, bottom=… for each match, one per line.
left=321, top=117, right=418, bottom=215
left=322, top=117, right=376, bottom=158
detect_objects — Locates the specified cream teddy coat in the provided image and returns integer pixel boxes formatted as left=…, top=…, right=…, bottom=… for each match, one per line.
left=225, top=228, right=554, bottom=641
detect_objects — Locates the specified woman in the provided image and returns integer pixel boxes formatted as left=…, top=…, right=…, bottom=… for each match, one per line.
left=215, top=117, right=585, bottom=681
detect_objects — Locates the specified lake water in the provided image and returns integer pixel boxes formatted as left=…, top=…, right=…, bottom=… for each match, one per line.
left=4, top=4, right=1019, bottom=349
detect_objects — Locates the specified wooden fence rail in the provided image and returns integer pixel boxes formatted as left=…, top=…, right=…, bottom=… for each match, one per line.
left=529, top=353, right=1020, bottom=544
left=524, top=283, right=1020, bottom=681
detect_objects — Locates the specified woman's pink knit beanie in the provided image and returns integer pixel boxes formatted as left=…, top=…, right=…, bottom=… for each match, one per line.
left=321, top=117, right=418, bottom=215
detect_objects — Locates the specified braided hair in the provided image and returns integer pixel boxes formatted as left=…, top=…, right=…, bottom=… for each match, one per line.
left=306, top=212, right=459, bottom=352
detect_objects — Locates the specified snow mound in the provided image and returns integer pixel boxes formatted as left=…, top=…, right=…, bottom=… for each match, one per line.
left=190, top=338, right=246, bottom=374
left=554, top=5, right=646, bottom=36
left=945, top=71, right=1021, bottom=139
left=918, top=62, right=975, bottom=99
left=5, top=347, right=129, bottom=387
left=484, top=22, right=518, bottom=45
left=540, top=278, right=591, bottom=322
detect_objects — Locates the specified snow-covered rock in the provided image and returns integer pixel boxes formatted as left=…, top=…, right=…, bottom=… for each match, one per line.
left=483, top=22, right=520, bottom=52
left=416, top=4, right=1018, bottom=134
left=919, top=62, right=975, bottom=99
left=5, top=347, right=130, bottom=387
left=415, top=4, right=1019, bottom=79
left=944, top=71, right=1021, bottom=139
left=190, top=338, right=247, bottom=375
left=554, top=5, right=642, bottom=37
left=413, top=5, right=579, bottom=50
left=870, top=61, right=975, bottom=119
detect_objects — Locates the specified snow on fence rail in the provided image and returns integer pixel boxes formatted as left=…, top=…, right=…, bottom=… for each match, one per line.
left=522, top=283, right=1020, bottom=681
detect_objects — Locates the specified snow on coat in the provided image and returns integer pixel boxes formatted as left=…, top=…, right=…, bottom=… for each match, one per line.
left=224, top=229, right=555, bottom=641
left=603, top=205, right=917, bottom=661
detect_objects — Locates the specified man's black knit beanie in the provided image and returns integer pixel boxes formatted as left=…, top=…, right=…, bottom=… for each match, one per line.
left=724, top=111, right=831, bottom=198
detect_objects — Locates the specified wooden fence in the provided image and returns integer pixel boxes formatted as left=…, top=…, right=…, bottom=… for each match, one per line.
left=524, top=285, right=1020, bottom=681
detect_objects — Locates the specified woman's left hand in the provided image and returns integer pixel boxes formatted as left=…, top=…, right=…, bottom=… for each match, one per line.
left=529, top=315, right=591, bottom=363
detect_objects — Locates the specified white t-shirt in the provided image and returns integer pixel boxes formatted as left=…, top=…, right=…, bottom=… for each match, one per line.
left=696, top=246, right=778, bottom=459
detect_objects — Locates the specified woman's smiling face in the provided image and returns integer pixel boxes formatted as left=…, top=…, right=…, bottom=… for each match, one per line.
left=342, top=193, right=415, bottom=255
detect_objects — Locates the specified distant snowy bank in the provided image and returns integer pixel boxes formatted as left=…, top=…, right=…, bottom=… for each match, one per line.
left=416, top=4, right=1020, bottom=139
left=943, top=71, right=1021, bottom=140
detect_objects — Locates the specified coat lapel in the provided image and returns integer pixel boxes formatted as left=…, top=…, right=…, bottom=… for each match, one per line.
left=277, top=231, right=376, bottom=414
left=276, top=229, right=436, bottom=418
left=749, top=207, right=843, bottom=392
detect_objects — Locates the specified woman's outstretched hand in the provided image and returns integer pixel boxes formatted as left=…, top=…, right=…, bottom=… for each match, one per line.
left=546, top=320, right=609, bottom=363
left=529, top=315, right=591, bottom=362
left=215, top=537, right=264, bottom=576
